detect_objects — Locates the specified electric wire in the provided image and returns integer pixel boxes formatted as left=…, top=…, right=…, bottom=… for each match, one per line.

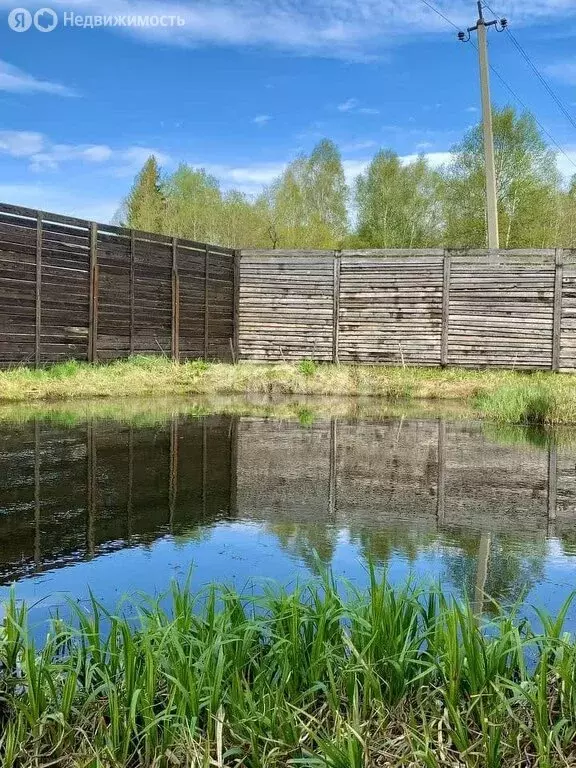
left=416, top=0, right=576, bottom=172
left=483, top=1, right=576, bottom=133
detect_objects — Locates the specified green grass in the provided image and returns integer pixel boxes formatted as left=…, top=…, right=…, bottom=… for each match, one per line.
left=2, top=573, right=576, bottom=767
left=1, top=356, right=576, bottom=423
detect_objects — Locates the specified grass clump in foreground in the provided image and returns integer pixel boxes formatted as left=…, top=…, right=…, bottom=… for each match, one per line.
left=2, top=574, right=576, bottom=767
left=2, top=356, right=576, bottom=423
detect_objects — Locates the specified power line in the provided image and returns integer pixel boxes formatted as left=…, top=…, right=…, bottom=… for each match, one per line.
left=483, top=1, right=576, bottom=133
left=415, top=0, right=576, bottom=173
left=474, top=44, right=576, bottom=172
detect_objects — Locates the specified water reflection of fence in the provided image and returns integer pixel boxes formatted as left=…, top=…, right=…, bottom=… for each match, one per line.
left=235, top=418, right=572, bottom=536
left=1, top=415, right=575, bottom=585
left=0, top=416, right=235, bottom=582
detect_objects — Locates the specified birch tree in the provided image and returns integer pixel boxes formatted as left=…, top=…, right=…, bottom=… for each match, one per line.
left=355, top=151, right=442, bottom=247
left=443, top=107, right=561, bottom=248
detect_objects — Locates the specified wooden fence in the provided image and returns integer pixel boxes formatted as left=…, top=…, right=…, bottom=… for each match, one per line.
left=0, top=203, right=238, bottom=366
left=4, top=201, right=576, bottom=372
left=239, top=248, right=576, bottom=370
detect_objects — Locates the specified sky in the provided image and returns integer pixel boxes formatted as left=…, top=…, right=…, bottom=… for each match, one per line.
left=1, top=0, right=576, bottom=223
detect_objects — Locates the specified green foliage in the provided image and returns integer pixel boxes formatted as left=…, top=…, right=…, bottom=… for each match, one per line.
left=163, top=164, right=222, bottom=241
left=297, top=406, right=316, bottom=426
left=124, top=155, right=165, bottom=232
left=298, top=359, right=319, bottom=377
left=355, top=150, right=442, bottom=247
left=475, top=383, right=560, bottom=424
left=444, top=107, right=562, bottom=248
left=120, top=107, right=576, bottom=250
left=264, top=138, right=349, bottom=248
left=2, top=577, right=576, bottom=766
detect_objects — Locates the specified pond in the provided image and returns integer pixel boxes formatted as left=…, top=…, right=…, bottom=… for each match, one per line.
left=1, top=398, right=576, bottom=628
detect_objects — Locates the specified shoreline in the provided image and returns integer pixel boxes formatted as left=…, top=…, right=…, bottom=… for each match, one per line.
left=0, top=356, right=575, bottom=423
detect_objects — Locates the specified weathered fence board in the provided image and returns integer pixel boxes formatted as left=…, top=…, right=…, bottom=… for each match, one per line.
left=0, top=203, right=236, bottom=366
left=239, top=249, right=576, bottom=370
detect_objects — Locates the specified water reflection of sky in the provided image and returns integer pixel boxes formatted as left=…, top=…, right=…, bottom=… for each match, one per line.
left=3, top=523, right=576, bottom=632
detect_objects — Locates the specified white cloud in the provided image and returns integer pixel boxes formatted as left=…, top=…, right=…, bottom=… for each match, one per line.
left=338, top=98, right=359, bottom=112
left=401, top=151, right=452, bottom=168
left=252, top=114, right=272, bottom=125
left=0, top=60, right=76, bottom=96
left=0, top=131, right=45, bottom=157
left=341, top=139, right=377, bottom=152
left=556, top=149, right=576, bottom=180
left=465, top=106, right=479, bottom=113
left=0, top=130, right=171, bottom=175
left=545, top=60, right=576, bottom=85
left=204, top=161, right=286, bottom=188
left=111, top=146, right=172, bottom=176
left=415, top=141, right=433, bottom=150
left=337, top=98, right=379, bottom=115
left=29, top=144, right=115, bottom=171
left=0, top=0, right=571, bottom=59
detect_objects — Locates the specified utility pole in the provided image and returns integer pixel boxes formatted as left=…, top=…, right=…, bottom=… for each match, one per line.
left=459, top=3, right=507, bottom=249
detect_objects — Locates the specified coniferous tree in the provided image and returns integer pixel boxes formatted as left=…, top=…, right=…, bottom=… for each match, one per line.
left=124, top=155, right=165, bottom=232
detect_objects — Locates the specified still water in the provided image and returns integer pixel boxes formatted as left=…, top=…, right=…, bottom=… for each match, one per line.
left=1, top=401, right=576, bottom=627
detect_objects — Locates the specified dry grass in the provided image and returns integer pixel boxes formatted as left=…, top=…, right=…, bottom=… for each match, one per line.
left=1, top=356, right=576, bottom=423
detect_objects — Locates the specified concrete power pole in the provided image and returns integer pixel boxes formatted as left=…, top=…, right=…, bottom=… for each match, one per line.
left=459, top=3, right=508, bottom=249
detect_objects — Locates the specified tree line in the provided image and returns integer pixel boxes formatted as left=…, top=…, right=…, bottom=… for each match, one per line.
left=121, top=106, right=576, bottom=249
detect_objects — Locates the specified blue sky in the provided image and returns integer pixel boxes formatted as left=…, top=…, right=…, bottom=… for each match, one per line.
left=1, top=0, right=576, bottom=223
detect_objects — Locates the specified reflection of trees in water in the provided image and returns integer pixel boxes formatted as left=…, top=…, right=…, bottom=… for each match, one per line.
left=171, top=525, right=211, bottom=550
left=265, top=522, right=440, bottom=574
left=264, top=520, right=548, bottom=613
left=348, top=526, right=440, bottom=568
left=442, top=532, right=548, bottom=611
left=265, top=523, right=340, bottom=574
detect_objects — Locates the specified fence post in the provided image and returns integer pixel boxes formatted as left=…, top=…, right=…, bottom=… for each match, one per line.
left=328, top=417, right=338, bottom=519
left=552, top=248, right=563, bottom=371
left=88, top=222, right=99, bottom=362
left=34, top=418, right=41, bottom=569
left=436, top=418, right=446, bottom=526
left=204, top=244, right=210, bottom=361
left=86, top=419, right=96, bottom=558
left=35, top=211, right=43, bottom=368
left=548, top=442, right=557, bottom=530
left=169, top=415, right=178, bottom=530
left=129, top=230, right=135, bottom=356
left=171, top=237, right=180, bottom=361
left=332, top=251, right=341, bottom=364
left=233, top=249, right=240, bottom=363
left=441, top=249, right=451, bottom=367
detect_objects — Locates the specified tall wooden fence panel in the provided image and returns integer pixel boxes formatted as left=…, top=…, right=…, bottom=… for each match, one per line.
left=0, top=203, right=237, bottom=366
left=240, top=251, right=335, bottom=361
left=339, top=251, right=444, bottom=365
left=448, top=251, right=555, bottom=369
left=239, top=248, right=576, bottom=371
